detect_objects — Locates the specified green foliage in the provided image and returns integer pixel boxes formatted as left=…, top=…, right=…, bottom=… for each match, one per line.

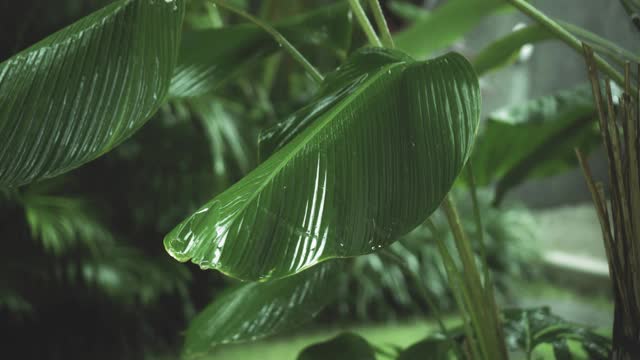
left=394, top=0, right=506, bottom=59
left=297, top=332, right=376, bottom=360
left=0, top=0, right=185, bottom=187
left=183, top=262, right=340, bottom=359
left=396, top=335, right=454, bottom=360
left=503, top=307, right=611, bottom=359
left=471, top=84, right=599, bottom=205
left=164, top=47, right=480, bottom=281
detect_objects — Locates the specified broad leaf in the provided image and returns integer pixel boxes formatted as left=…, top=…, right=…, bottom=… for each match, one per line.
left=164, top=48, right=480, bottom=281
left=473, top=24, right=552, bottom=76
left=394, top=0, right=506, bottom=59
left=503, top=307, right=610, bottom=359
left=169, top=2, right=352, bottom=98
left=0, top=0, right=185, bottom=187
left=297, top=332, right=376, bottom=360
left=470, top=85, right=599, bottom=205
left=182, top=261, right=340, bottom=359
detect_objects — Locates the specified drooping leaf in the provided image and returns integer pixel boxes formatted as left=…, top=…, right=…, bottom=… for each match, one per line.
left=470, top=85, right=599, bottom=205
left=169, top=2, right=352, bottom=98
left=164, top=48, right=480, bottom=281
left=502, top=307, right=611, bottom=359
left=0, top=0, right=185, bottom=187
left=394, top=0, right=506, bottom=59
left=297, top=332, right=376, bottom=360
left=182, top=261, right=340, bottom=359
left=473, top=24, right=553, bottom=76
left=396, top=336, right=453, bottom=360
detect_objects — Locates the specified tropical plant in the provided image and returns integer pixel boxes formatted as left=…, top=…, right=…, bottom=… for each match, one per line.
left=2, top=0, right=636, bottom=359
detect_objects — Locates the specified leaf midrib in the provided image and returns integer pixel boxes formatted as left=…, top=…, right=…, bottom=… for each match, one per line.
left=212, top=61, right=409, bottom=238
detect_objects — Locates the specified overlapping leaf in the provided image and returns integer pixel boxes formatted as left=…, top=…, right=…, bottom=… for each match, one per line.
left=164, top=48, right=480, bottom=281
left=182, top=261, right=340, bottom=359
left=0, top=0, right=185, bottom=187
left=470, top=85, right=599, bottom=205
left=169, top=2, right=352, bottom=98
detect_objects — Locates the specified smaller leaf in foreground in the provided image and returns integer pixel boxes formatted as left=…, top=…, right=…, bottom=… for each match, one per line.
left=396, top=335, right=453, bottom=360
left=297, top=332, right=376, bottom=360
left=182, top=261, right=340, bottom=360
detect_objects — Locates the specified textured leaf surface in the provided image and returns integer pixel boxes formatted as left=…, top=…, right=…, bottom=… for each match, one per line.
left=0, top=0, right=185, bottom=187
left=165, top=48, right=480, bottom=281
left=297, top=332, right=376, bottom=360
left=183, top=262, right=340, bottom=359
left=470, top=85, right=598, bottom=204
left=169, top=2, right=352, bottom=98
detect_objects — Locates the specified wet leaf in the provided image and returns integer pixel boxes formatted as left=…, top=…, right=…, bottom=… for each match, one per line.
left=165, top=48, right=480, bottom=281
left=183, top=261, right=340, bottom=359
left=0, top=0, right=185, bottom=187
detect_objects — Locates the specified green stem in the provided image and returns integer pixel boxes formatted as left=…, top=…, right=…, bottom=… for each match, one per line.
left=559, top=20, right=640, bottom=64
left=366, top=0, right=395, bottom=48
left=466, top=164, right=490, bottom=286
left=507, top=0, right=626, bottom=89
left=348, top=0, right=383, bottom=47
left=213, top=0, right=324, bottom=83
left=380, top=250, right=450, bottom=337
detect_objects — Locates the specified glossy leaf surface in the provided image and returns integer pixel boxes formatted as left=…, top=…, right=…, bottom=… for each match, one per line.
left=297, top=332, right=376, bottom=360
left=169, top=2, right=352, bottom=98
left=470, top=85, right=598, bottom=204
left=165, top=48, right=480, bottom=281
left=0, top=0, right=185, bottom=187
left=182, top=261, right=340, bottom=359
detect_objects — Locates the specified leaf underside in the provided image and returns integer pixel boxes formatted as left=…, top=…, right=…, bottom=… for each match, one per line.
left=164, top=48, right=480, bottom=281
left=183, top=261, right=340, bottom=359
left=0, top=0, right=185, bottom=187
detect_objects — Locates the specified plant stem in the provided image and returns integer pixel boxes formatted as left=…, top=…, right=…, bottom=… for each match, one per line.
left=507, top=0, right=626, bottom=89
left=213, top=0, right=324, bottom=83
left=366, top=0, right=395, bottom=48
left=348, top=0, right=383, bottom=47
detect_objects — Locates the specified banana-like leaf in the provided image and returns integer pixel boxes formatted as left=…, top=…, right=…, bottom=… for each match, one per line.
left=297, top=332, right=376, bottom=360
left=470, top=85, right=599, bottom=205
left=182, top=261, right=340, bottom=359
left=165, top=48, right=480, bottom=281
left=164, top=47, right=480, bottom=280
left=169, top=2, right=352, bottom=98
left=394, top=0, right=506, bottom=59
left=0, top=0, right=185, bottom=188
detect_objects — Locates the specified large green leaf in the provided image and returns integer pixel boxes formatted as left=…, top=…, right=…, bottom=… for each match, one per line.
left=169, top=2, right=352, bottom=98
left=297, top=332, right=376, bottom=360
left=0, top=0, right=185, bottom=188
left=182, top=261, right=340, bottom=359
left=164, top=48, right=480, bottom=281
left=470, top=85, right=599, bottom=205
left=396, top=336, right=453, bottom=360
left=394, top=0, right=506, bottom=59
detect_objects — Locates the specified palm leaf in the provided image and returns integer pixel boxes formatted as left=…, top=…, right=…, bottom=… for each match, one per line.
left=164, top=48, right=480, bottom=281
left=0, top=0, right=185, bottom=187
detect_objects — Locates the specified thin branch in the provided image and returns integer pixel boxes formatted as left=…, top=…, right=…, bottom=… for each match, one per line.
left=348, top=0, right=383, bottom=47
left=213, top=0, right=324, bottom=83
left=367, top=0, right=395, bottom=48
